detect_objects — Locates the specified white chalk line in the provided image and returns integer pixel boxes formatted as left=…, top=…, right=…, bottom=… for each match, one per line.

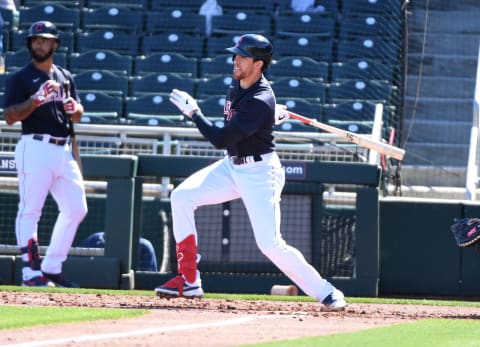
left=1, top=315, right=275, bottom=347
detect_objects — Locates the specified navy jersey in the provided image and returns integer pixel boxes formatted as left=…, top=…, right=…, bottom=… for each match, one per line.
left=193, top=75, right=276, bottom=157
left=4, top=62, right=80, bottom=137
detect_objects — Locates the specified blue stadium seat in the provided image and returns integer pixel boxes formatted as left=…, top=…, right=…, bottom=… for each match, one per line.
left=211, top=10, right=272, bottom=35
left=5, top=49, right=67, bottom=73
left=77, top=30, right=139, bottom=55
left=327, top=79, right=393, bottom=103
left=276, top=97, right=322, bottom=120
left=129, top=72, right=195, bottom=97
left=274, top=12, right=336, bottom=37
left=205, top=34, right=241, bottom=57
left=331, top=58, right=395, bottom=82
left=336, top=37, right=400, bottom=62
left=134, top=53, right=197, bottom=77
left=18, top=4, right=80, bottom=30
left=81, top=6, right=143, bottom=33
left=268, top=56, right=328, bottom=81
left=145, top=9, right=205, bottom=35
left=271, top=77, right=325, bottom=101
left=338, top=14, right=401, bottom=39
left=195, top=75, right=232, bottom=99
left=198, top=95, right=226, bottom=117
left=86, top=0, right=148, bottom=9
left=78, top=91, right=123, bottom=124
left=125, top=94, right=186, bottom=126
left=74, top=70, right=129, bottom=98
left=274, top=35, right=334, bottom=61
left=141, top=32, right=204, bottom=57
left=69, top=50, right=133, bottom=76
left=11, top=29, right=74, bottom=53
left=323, top=100, right=378, bottom=122
left=199, top=54, right=233, bottom=77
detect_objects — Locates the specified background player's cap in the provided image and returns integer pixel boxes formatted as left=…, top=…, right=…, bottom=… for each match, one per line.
left=226, top=34, right=273, bottom=70
left=27, top=21, right=59, bottom=42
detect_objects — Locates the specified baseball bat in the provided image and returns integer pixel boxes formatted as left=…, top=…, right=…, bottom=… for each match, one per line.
left=286, top=110, right=405, bottom=161
left=63, top=81, right=83, bottom=174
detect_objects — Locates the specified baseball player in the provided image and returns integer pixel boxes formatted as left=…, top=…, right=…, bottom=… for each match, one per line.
left=155, top=34, right=346, bottom=311
left=3, top=21, right=87, bottom=287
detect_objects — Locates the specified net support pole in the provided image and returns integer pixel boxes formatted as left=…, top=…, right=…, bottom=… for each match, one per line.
left=368, top=103, right=384, bottom=165
left=465, top=43, right=480, bottom=200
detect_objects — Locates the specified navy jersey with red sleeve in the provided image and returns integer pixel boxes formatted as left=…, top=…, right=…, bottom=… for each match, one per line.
left=4, top=63, right=80, bottom=137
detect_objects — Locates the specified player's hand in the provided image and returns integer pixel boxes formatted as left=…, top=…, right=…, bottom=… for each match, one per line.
left=63, top=97, right=79, bottom=115
left=169, top=89, right=200, bottom=118
left=31, top=80, right=60, bottom=106
left=275, top=104, right=290, bottom=125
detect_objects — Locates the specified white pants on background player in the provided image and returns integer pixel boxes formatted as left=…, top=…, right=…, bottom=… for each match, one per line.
left=171, top=151, right=335, bottom=301
left=15, top=135, right=87, bottom=280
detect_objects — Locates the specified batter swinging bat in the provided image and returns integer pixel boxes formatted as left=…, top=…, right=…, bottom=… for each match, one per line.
left=286, top=110, right=405, bottom=161
left=63, top=81, right=83, bottom=174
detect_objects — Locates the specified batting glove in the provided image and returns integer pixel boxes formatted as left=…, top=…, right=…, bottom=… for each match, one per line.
left=169, top=88, right=200, bottom=117
left=63, top=97, right=80, bottom=115
left=31, top=80, right=60, bottom=106
left=275, top=104, right=290, bottom=125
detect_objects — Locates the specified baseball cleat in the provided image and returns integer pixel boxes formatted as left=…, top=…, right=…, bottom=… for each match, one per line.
left=322, top=288, right=347, bottom=311
left=22, top=275, right=56, bottom=288
left=43, top=272, right=80, bottom=288
left=155, top=275, right=204, bottom=298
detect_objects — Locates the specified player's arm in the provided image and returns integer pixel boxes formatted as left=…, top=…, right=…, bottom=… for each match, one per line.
left=4, top=80, right=60, bottom=125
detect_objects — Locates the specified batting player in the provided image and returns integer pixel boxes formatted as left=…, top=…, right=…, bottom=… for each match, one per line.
left=155, top=34, right=346, bottom=311
left=3, top=21, right=87, bottom=287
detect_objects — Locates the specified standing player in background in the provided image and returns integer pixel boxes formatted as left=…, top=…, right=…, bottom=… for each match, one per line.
left=155, top=34, right=346, bottom=311
left=3, top=21, right=87, bottom=287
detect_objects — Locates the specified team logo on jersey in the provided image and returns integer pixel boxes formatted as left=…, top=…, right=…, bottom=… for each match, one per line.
left=224, top=100, right=236, bottom=121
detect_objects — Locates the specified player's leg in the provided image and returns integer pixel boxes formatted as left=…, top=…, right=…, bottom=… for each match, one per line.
left=155, top=158, right=240, bottom=298
left=238, top=155, right=346, bottom=310
left=14, top=138, right=55, bottom=287
left=42, top=147, right=87, bottom=287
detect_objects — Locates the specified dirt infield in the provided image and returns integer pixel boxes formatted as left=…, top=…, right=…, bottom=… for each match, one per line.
left=1, top=291, right=480, bottom=347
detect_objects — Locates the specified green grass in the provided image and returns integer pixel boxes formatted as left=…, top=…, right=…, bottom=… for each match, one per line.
left=2, top=285, right=480, bottom=347
left=0, top=305, right=146, bottom=330
left=241, top=319, right=480, bottom=347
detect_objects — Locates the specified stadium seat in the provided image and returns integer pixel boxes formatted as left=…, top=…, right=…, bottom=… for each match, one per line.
left=199, top=54, right=233, bottom=77
left=5, top=49, right=67, bottom=73
left=336, top=37, right=400, bottom=62
left=134, top=52, right=197, bottom=77
left=274, top=119, right=314, bottom=132
left=69, top=50, right=133, bottom=76
left=323, top=100, right=378, bottom=122
left=141, top=32, right=204, bottom=57
left=211, top=10, right=272, bottom=35
left=150, top=0, right=199, bottom=11
left=77, top=30, right=139, bottom=55
left=331, top=58, right=395, bottom=82
left=18, top=4, right=80, bottom=30
left=81, top=6, right=143, bottom=33
left=327, top=79, right=393, bottom=103
left=11, top=29, right=74, bottom=53
left=271, top=77, right=325, bottom=101
left=340, top=0, right=400, bottom=16
left=78, top=91, right=123, bottom=124
left=268, top=56, right=328, bottom=81
left=195, top=75, right=232, bottom=99
left=129, top=72, right=195, bottom=97
left=198, top=95, right=226, bottom=117
left=0, top=8, right=15, bottom=31
left=86, top=0, right=148, bottom=9
left=22, top=0, right=85, bottom=8
left=276, top=0, right=338, bottom=15
left=276, top=97, right=322, bottom=120
left=274, top=13, right=336, bottom=37
left=125, top=94, right=185, bottom=126
left=274, top=35, right=334, bottom=61
left=74, top=70, right=129, bottom=98
left=144, top=9, right=205, bottom=35
left=219, top=0, right=274, bottom=12
left=205, top=34, right=241, bottom=57
left=338, top=14, right=402, bottom=39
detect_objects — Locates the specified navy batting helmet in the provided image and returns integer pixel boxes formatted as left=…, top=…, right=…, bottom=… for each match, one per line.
left=226, top=34, right=273, bottom=71
left=26, top=21, right=59, bottom=46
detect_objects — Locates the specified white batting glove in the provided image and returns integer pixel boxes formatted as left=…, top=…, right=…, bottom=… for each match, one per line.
left=275, top=104, right=290, bottom=125
left=63, top=97, right=80, bottom=115
left=169, top=88, right=200, bottom=117
left=31, top=80, right=60, bottom=106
